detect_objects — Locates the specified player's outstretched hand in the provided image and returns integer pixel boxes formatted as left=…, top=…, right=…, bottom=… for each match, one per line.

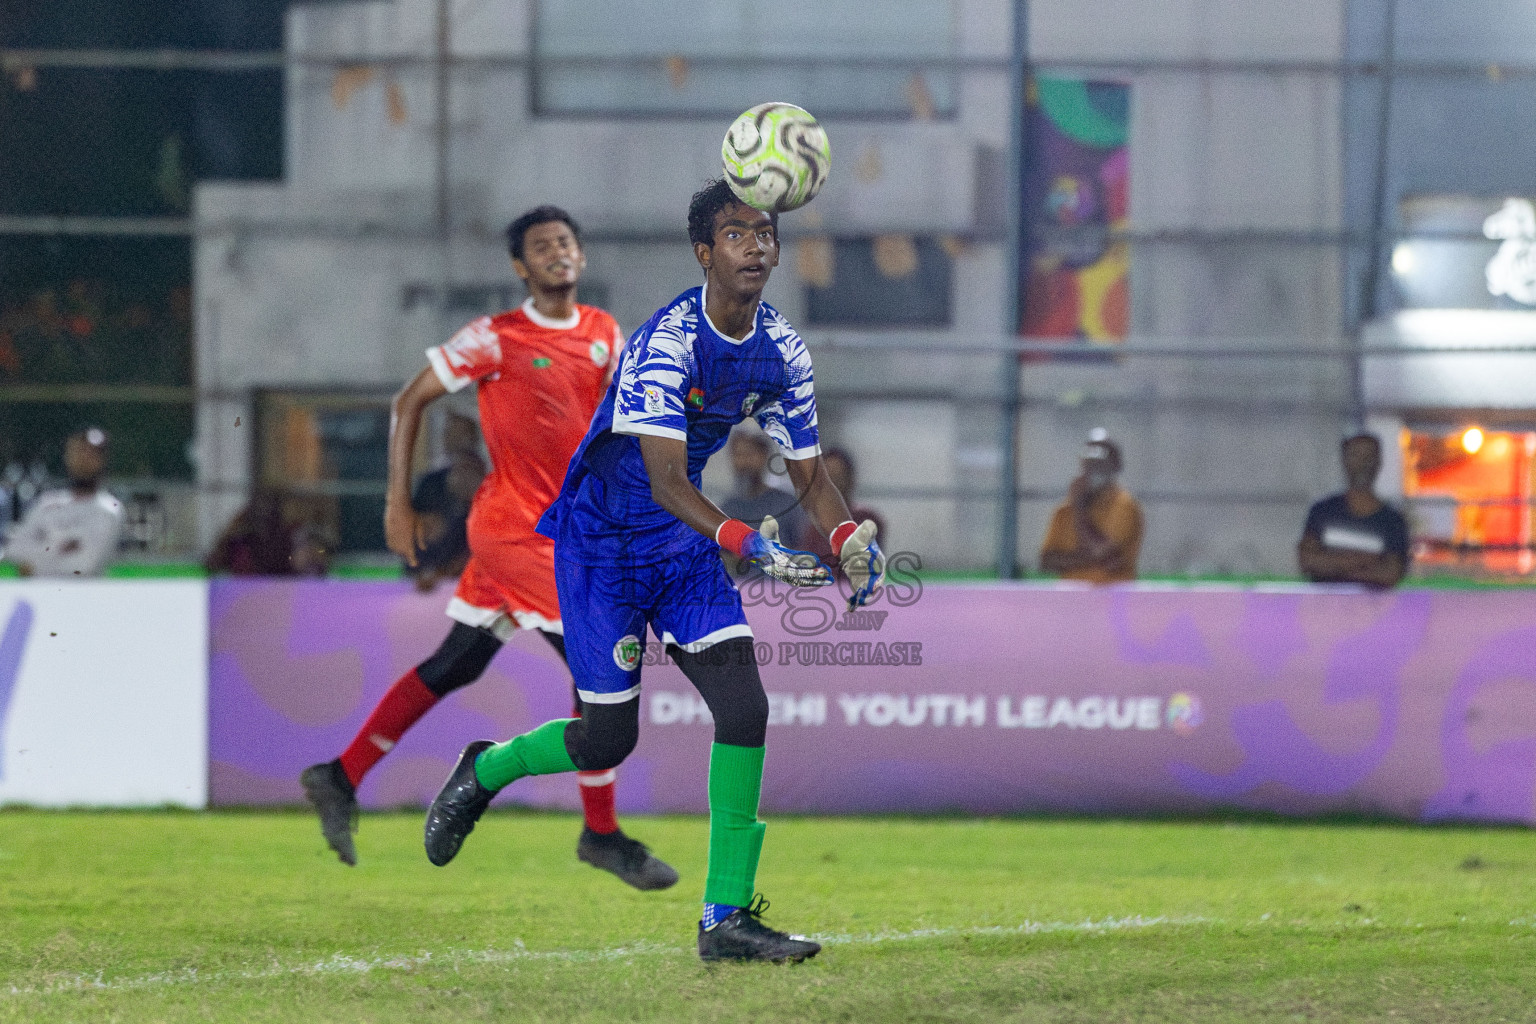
left=837, top=519, right=886, bottom=609
left=384, top=500, right=424, bottom=567
left=746, top=515, right=834, bottom=588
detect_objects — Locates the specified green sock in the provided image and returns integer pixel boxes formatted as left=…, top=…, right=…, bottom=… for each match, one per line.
left=473, top=718, right=579, bottom=791
left=703, top=742, right=767, bottom=909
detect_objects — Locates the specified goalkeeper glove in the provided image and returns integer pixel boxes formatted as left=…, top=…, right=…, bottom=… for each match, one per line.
left=831, top=519, right=885, bottom=609
left=716, top=515, right=833, bottom=587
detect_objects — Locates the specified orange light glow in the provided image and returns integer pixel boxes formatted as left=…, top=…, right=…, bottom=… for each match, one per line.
left=1463, top=427, right=1485, bottom=454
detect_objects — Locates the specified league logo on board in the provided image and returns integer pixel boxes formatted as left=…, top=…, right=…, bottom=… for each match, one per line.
left=612, top=635, right=643, bottom=672
left=643, top=386, right=664, bottom=415
left=1165, top=692, right=1203, bottom=736
left=741, top=391, right=759, bottom=416
left=589, top=339, right=610, bottom=367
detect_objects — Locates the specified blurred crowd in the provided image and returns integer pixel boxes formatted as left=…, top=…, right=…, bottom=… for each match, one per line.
left=0, top=413, right=1411, bottom=590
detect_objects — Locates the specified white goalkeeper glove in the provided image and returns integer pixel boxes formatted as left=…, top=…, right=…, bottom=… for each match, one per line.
left=831, top=519, right=885, bottom=609
left=716, top=515, right=833, bottom=588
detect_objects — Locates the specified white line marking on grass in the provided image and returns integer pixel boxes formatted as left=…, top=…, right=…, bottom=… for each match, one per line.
left=4, top=915, right=1212, bottom=998
left=813, top=914, right=1210, bottom=946
left=0, top=914, right=1216, bottom=994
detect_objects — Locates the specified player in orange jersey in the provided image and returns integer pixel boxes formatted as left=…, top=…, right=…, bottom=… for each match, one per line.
left=301, top=206, right=677, bottom=890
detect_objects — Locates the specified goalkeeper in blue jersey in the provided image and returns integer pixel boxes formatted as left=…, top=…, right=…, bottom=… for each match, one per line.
left=423, top=179, right=885, bottom=963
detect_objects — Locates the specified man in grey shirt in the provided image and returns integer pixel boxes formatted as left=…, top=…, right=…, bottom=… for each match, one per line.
left=3, top=428, right=123, bottom=578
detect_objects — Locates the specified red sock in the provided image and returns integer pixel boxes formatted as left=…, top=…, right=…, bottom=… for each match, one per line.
left=338, top=669, right=439, bottom=788
left=578, top=770, right=619, bottom=834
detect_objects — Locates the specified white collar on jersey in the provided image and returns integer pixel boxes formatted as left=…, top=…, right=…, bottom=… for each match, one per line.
left=698, top=281, right=758, bottom=346
left=521, top=296, right=581, bottom=330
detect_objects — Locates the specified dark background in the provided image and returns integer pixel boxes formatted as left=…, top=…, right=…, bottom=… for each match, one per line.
left=0, top=0, right=287, bottom=477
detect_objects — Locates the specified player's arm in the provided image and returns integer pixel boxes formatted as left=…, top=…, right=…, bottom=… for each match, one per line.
left=785, top=454, right=885, bottom=607
left=637, top=433, right=730, bottom=540
left=637, top=434, right=830, bottom=587
left=783, top=454, right=853, bottom=538
left=384, top=366, right=449, bottom=566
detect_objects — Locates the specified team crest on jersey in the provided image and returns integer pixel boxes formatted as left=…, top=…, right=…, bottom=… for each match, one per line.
left=612, top=635, right=643, bottom=672
left=589, top=339, right=610, bottom=367
left=741, top=392, right=760, bottom=416
left=687, top=388, right=705, bottom=409
left=644, top=386, right=664, bottom=414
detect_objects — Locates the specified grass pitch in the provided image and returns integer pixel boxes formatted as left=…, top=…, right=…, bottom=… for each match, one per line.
left=3, top=810, right=1536, bottom=1022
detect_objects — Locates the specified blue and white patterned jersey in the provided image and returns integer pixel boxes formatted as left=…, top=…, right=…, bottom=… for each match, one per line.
left=537, top=285, right=820, bottom=567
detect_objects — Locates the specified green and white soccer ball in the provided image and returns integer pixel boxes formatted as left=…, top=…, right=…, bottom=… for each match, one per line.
left=721, top=102, right=831, bottom=213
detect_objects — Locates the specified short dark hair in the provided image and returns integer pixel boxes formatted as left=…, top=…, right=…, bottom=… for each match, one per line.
left=687, top=179, right=777, bottom=249
left=822, top=446, right=856, bottom=488
left=1342, top=431, right=1381, bottom=451
left=505, top=205, right=580, bottom=262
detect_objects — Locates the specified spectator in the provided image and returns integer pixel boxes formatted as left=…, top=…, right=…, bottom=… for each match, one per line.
left=406, top=412, right=485, bottom=591
left=797, top=446, right=887, bottom=580
left=722, top=427, right=807, bottom=534
left=205, top=489, right=301, bottom=576
left=1298, top=432, right=1408, bottom=588
left=289, top=523, right=333, bottom=578
left=720, top=427, right=808, bottom=577
left=2, top=427, right=123, bottom=578
left=1039, top=429, right=1143, bottom=584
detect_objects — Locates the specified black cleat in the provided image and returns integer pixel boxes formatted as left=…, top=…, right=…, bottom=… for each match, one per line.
left=697, top=896, right=821, bottom=964
left=423, top=740, right=497, bottom=866
left=576, top=827, right=680, bottom=891
left=300, top=759, right=358, bottom=866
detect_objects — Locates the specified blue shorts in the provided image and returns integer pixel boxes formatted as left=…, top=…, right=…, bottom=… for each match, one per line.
left=555, top=542, right=753, bottom=704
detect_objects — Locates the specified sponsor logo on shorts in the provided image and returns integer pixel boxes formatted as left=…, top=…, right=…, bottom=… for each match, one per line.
left=643, top=386, right=663, bottom=415
left=589, top=340, right=610, bottom=367
left=612, top=634, right=643, bottom=672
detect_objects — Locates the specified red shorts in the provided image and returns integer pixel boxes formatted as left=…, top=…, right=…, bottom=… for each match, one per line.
left=447, top=529, right=561, bottom=638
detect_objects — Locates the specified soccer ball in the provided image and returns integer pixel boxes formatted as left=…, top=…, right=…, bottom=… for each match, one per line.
left=721, top=102, right=831, bottom=213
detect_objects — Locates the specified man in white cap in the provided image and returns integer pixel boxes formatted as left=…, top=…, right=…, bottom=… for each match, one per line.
left=3, top=427, right=123, bottom=577
left=1039, top=428, right=1143, bottom=583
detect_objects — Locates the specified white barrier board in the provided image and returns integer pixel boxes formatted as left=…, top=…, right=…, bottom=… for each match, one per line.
left=0, top=580, right=208, bottom=808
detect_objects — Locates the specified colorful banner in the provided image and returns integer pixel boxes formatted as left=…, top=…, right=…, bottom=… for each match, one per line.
left=209, top=578, right=1536, bottom=825
left=1018, top=77, right=1130, bottom=346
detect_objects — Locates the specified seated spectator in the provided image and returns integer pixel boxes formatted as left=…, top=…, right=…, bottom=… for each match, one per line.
left=205, top=489, right=301, bottom=576
left=407, top=413, right=485, bottom=591
left=720, top=427, right=808, bottom=577
left=1, top=427, right=123, bottom=578
left=797, top=446, right=887, bottom=581
left=1298, top=432, right=1408, bottom=588
left=289, top=523, right=334, bottom=578
left=1039, top=430, right=1143, bottom=584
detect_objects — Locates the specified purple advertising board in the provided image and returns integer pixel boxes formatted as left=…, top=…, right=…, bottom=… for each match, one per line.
left=209, top=578, right=1536, bottom=824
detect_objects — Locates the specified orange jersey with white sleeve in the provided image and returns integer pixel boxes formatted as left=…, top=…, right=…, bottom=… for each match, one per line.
left=427, top=298, right=623, bottom=550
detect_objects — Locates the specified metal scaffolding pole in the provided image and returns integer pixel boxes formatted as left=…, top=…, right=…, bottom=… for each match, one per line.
left=1353, top=0, right=1398, bottom=431
left=996, top=0, right=1028, bottom=579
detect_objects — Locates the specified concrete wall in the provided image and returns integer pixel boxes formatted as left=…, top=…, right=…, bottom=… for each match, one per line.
left=194, top=0, right=1350, bottom=575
